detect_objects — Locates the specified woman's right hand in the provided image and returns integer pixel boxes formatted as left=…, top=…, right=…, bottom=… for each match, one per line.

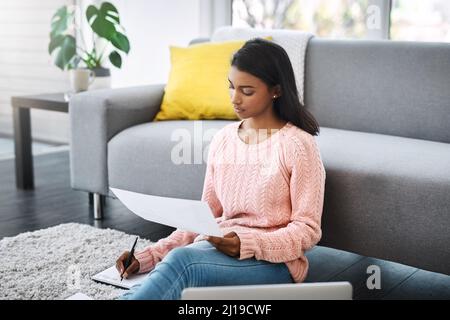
left=116, top=251, right=140, bottom=279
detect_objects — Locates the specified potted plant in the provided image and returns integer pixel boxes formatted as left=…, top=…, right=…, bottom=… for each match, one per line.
left=48, top=1, right=130, bottom=90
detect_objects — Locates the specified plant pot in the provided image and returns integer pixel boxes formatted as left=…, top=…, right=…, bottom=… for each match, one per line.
left=89, top=67, right=111, bottom=90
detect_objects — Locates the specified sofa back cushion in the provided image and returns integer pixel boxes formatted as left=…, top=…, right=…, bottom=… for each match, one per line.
left=209, top=27, right=450, bottom=143
left=305, top=38, right=450, bottom=143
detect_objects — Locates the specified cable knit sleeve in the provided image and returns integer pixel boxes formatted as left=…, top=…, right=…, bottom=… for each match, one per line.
left=135, top=229, right=198, bottom=273
left=236, top=135, right=326, bottom=263
left=134, top=128, right=225, bottom=273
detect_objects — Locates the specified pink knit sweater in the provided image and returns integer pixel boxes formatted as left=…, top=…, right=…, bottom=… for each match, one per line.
left=135, top=120, right=326, bottom=282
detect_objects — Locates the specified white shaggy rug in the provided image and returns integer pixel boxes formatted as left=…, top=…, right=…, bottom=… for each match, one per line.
left=0, top=223, right=153, bottom=300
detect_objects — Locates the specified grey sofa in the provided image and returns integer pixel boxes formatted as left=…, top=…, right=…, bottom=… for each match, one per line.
left=69, top=27, right=450, bottom=276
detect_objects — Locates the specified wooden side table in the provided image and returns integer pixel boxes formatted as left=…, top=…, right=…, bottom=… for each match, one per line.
left=11, top=93, right=68, bottom=189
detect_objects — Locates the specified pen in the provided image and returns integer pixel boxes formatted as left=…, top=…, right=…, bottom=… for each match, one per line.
left=120, top=236, right=138, bottom=282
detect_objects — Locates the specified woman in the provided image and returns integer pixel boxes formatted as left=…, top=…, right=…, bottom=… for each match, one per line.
left=117, top=38, right=326, bottom=300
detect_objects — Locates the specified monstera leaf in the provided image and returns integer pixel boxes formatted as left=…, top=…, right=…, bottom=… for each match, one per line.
left=49, top=6, right=76, bottom=70
left=86, top=2, right=130, bottom=54
left=48, top=34, right=76, bottom=70
left=108, top=50, right=122, bottom=68
left=48, top=2, right=130, bottom=70
left=50, top=6, right=72, bottom=37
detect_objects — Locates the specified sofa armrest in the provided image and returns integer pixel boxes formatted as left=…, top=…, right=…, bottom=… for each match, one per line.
left=69, top=84, right=165, bottom=195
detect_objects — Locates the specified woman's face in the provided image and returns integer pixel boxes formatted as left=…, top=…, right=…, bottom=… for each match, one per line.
left=228, top=66, right=278, bottom=119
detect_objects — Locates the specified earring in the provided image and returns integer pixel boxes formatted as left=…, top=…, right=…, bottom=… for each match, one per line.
left=273, top=95, right=277, bottom=99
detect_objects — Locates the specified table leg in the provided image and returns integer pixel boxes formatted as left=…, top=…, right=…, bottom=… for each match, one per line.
left=13, top=107, right=34, bottom=189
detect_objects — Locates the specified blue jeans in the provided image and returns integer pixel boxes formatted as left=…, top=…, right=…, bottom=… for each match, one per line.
left=119, top=240, right=294, bottom=300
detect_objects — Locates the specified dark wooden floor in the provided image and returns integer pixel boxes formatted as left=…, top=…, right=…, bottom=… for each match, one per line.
left=0, top=150, right=449, bottom=300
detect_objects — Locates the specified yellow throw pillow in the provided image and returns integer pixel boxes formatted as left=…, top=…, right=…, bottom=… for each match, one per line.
left=154, top=39, right=248, bottom=121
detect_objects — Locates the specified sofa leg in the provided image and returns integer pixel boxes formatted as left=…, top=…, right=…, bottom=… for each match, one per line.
left=93, top=193, right=104, bottom=220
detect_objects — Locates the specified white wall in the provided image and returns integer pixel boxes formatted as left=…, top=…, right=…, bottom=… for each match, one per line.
left=0, top=0, right=74, bottom=143
left=0, top=0, right=224, bottom=143
left=108, top=0, right=203, bottom=88
left=108, top=0, right=232, bottom=88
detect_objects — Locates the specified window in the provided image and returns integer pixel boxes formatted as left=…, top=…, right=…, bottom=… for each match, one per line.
left=232, top=0, right=374, bottom=39
left=232, top=0, right=450, bottom=42
left=390, top=0, right=450, bottom=42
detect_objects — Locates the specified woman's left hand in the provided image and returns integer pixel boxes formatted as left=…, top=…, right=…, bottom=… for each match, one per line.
left=206, top=232, right=241, bottom=257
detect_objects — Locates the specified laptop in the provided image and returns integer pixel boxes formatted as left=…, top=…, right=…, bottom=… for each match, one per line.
left=181, top=281, right=353, bottom=300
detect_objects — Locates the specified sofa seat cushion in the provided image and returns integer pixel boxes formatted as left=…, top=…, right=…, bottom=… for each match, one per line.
left=316, top=127, right=450, bottom=274
left=108, top=120, right=234, bottom=199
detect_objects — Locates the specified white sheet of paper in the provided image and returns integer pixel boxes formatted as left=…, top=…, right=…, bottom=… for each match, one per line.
left=110, top=188, right=223, bottom=237
left=92, top=266, right=148, bottom=290
left=65, top=292, right=94, bottom=300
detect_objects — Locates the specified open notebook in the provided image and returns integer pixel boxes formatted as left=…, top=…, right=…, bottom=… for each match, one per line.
left=92, top=266, right=148, bottom=290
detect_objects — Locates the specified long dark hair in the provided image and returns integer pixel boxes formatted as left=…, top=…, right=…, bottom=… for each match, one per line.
left=231, top=38, right=320, bottom=136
